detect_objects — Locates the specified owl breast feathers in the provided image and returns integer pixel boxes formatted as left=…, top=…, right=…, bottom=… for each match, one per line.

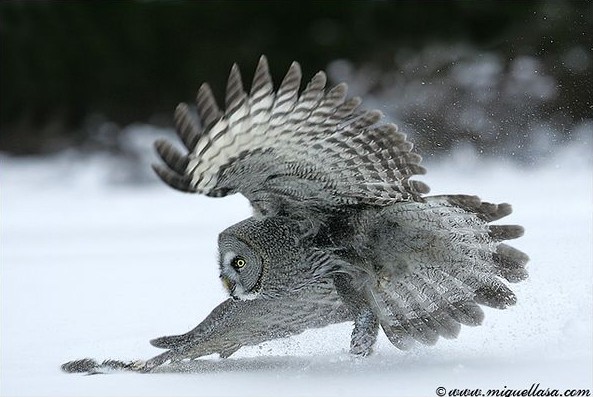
left=136, top=56, right=529, bottom=370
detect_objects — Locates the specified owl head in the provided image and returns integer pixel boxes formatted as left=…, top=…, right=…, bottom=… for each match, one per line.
left=218, top=216, right=303, bottom=301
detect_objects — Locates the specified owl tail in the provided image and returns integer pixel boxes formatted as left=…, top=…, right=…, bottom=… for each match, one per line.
left=366, top=194, right=529, bottom=350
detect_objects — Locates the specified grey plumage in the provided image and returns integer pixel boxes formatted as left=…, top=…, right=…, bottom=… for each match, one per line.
left=148, top=56, right=529, bottom=365
left=62, top=56, right=529, bottom=374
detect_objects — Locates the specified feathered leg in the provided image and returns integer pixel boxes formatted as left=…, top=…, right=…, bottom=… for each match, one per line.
left=333, top=273, right=379, bottom=356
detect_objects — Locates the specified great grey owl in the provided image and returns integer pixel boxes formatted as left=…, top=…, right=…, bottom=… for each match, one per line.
left=62, top=56, right=528, bottom=374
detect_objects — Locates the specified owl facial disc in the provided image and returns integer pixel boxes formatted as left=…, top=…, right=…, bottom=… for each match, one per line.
left=218, top=234, right=265, bottom=301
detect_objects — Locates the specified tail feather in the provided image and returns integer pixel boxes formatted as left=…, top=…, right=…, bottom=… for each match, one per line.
left=448, top=300, right=485, bottom=326
left=403, top=272, right=465, bottom=340
left=447, top=269, right=517, bottom=309
left=377, top=271, right=477, bottom=345
left=378, top=288, right=439, bottom=345
left=423, top=256, right=515, bottom=310
left=493, top=243, right=529, bottom=283
left=390, top=283, right=441, bottom=345
left=382, top=324, right=415, bottom=350
left=473, top=281, right=517, bottom=309
left=439, top=194, right=513, bottom=222
left=416, top=268, right=484, bottom=326
left=409, top=317, right=440, bottom=345
left=489, top=225, right=525, bottom=241
left=428, top=308, right=462, bottom=339
left=366, top=194, right=528, bottom=350
left=432, top=275, right=485, bottom=326
left=406, top=272, right=463, bottom=339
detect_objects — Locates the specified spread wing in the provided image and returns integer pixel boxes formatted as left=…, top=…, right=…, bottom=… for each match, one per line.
left=62, top=287, right=351, bottom=374
left=146, top=286, right=350, bottom=368
left=152, top=56, right=429, bottom=216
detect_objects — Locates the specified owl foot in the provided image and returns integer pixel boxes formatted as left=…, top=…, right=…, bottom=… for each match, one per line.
left=349, top=307, right=379, bottom=357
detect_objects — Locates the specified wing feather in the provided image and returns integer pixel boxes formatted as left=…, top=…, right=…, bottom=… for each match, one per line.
left=196, top=83, right=222, bottom=130
left=225, top=63, right=247, bottom=115
left=174, top=103, right=202, bottom=150
left=154, top=55, right=429, bottom=215
left=154, top=139, right=188, bottom=175
left=250, top=56, right=273, bottom=98
left=151, top=164, right=195, bottom=193
left=148, top=287, right=350, bottom=362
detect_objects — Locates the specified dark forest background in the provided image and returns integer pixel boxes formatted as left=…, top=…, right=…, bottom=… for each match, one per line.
left=1, top=1, right=591, bottom=162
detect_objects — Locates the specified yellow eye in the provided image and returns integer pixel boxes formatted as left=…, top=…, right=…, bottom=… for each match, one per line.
left=233, top=257, right=246, bottom=269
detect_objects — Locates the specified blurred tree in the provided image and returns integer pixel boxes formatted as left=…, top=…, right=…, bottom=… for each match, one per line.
left=0, top=1, right=590, bottom=156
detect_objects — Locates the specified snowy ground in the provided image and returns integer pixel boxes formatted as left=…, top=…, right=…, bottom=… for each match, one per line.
left=1, top=141, right=592, bottom=397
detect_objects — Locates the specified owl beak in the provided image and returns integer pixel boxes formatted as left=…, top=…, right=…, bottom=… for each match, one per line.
left=221, top=276, right=235, bottom=294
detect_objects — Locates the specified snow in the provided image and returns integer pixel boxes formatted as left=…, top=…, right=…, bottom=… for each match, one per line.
left=1, top=142, right=592, bottom=396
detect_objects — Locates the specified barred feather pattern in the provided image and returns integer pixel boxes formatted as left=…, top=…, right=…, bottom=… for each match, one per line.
left=153, top=55, right=429, bottom=214
left=146, top=283, right=351, bottom=366
left=361, top=195, right=527, bottom=349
